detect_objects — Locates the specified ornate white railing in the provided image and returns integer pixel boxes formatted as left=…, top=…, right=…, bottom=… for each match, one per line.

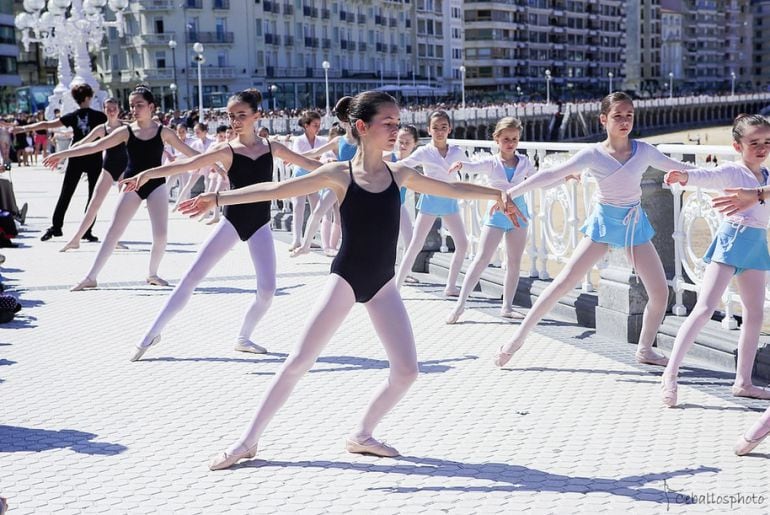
left=271, top=135, right=759, bottom=327
left=657, top=143, right=747, bottom=329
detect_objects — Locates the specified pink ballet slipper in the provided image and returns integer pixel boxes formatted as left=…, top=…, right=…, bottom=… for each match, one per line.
left=208, top=443, right=258, bottom=470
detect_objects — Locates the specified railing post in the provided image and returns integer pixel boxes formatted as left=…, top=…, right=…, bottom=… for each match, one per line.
left=526, top=190, right=539, bottom=278
left=536, top=187, right=551, bottom=280
left=670, top=182, right=687, bottom=316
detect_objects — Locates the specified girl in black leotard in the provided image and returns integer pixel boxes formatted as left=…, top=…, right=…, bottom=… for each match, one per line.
left=179, top=91, right=522, bottom=470
left=119, top=90, right=323, bottom=361
left=60, top=98, right=129, bottom=252
left=44, top=87, right=198, bottom=291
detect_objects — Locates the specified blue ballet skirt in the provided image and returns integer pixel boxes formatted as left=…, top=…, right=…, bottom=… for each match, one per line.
left=294, top=167, right=311, bottom=178
left=417, top=194, right=459, bottom=216
left=483, top=195, right=529, bottom=231
left=400, top=187, right=407, bottom=205
left=580, top=202, right=655, bottom=248
left=703, top=222, right=770, bottom=274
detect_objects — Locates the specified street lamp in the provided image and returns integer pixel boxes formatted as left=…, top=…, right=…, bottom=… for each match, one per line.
left=459, top=65, right=466, bottom=109
left=270, top=84, right=278, bottom=110
left=322, top=60, right=330, bottom=116
left=545, top=69, right=552, bottom=104
left=169, top=82, right=177, bottom=112
left=193, top=42, right=204, bottom=114
left=168, top=38, right=178, bottom=109
left=608, top=72, right=614, bottom=94
left=730, top=71, right=736, bottom=97
left=668, top=72, right=674, bottom=99
left=516, top=85, right=522, bottom=101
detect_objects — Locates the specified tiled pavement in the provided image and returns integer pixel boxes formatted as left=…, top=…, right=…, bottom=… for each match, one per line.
left=1, top=167, right=769, bottom=514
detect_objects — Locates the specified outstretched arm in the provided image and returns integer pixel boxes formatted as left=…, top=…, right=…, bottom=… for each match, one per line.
left=506, top=150, right=591, bottom=198
left=397, top=163, right=524, bottom=226
left=42, top=127, right=129, bottom=168
left=14, top=119, right=63, bottom=133
left=178, top=162, right=345, bottom=217
left=121, top=143, right=232, bottom=192
left=301, top=137, right=339, bottom=159
left=162, top=126, right=198, bottom=158
left=71, top=125, right=107, bottom=149
left=271, top=141, right=323, bottom=171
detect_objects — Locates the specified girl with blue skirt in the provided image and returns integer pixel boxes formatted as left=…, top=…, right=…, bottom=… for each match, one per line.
left=661, top=114, right=770, bottom=407
left=396, top=111, right=470, bottom=296
left=444, top=117, right=536, bottom=323
left=289, top=111, right=327, bottom=250
left=291, top=97, right=357, bottom=256
left=495, top=92, right=695, bottom=368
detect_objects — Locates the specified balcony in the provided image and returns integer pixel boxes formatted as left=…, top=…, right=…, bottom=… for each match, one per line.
left=321, top=8, right=329, bottom=19
left=188, top=31, right=234, bottom=44
left=200, top=66, right=237, bottom=79
left=358, top=14, right=367, bottom=23
left=304, top=37, right=318, bottom=48
left=283, top=35, right=294, bottom=46
left=321, top=38, right=331, bottom=49
left=264, top=33, right=278, bottom=45
left=139, top=68, right=175, bottom=81
left=184, top=0, right=202, bottom=8
left=212, top=0, right=229, bottom=8
left=283, top=3, right=293, bottom=14
left=138, top=0, right=175, bottom=10
left=358, top=42, right=367, bottom=51
left=263, top=1, right=279, bottom=13
left=137, top=32, right=176, bottom=46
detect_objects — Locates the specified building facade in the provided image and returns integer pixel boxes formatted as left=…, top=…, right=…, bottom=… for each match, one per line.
left=753, top=0, right=770, bottom=91
left=93, top=0, right=462, bottom=111
left=462, top=0, right=626, bottom=101
left=660, top=0, right=684, bottom=83
left=623, top=0, right=661, bottom=94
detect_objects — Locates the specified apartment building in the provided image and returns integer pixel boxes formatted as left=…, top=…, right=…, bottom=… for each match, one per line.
left=623, top=0, right=661, bottom=94
left=753, top=0, right=770, bottom=90
left=93, top=0, right=462, bottom=111
left=463, top=0, right=625, bottom=100
left=678, top=0, right=751, bottom=93
left=660, top=0, right=684, bottom=81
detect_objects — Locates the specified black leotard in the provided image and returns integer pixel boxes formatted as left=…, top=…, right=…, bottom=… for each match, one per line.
left=224, top=141, right=274, bottom=241
left=103, top=123, right=128, bottom=181
left=330, top=161, right=400, bottom=303
left=124, top=125, right=165, bottom=200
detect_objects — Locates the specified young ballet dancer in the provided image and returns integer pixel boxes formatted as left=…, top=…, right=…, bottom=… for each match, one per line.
left=177, top=91, right=520, bottom=470
left=173, top=123, right=216, bottom=211
left=289, top=110, right=328, bottom=250
left=59, top=98, right=128, bottom=252
left=394, top=125, right=418, bottom=254
left=395, top=110, right=469, bottom=296
left=19, top=83, right=107, bottom=242
left=660, top=114, right=770, bottom=405
left=290, top=97, right=357, bottom=257
left=494, top=92, right=695, bottom=368
left=445, top=117, right=535, bottom=323
left=122, top=89, right=323, bottom=361
left=43, top=86, right=198, bottom=291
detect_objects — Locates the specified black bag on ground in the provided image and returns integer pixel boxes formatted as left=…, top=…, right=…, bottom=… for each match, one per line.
left=0, top=211, right=17, bottom=238
left=0, top=294, right=20, bottom=323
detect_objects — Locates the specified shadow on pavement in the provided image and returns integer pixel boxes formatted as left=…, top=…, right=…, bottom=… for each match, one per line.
left=238, top=455, right=718, bottom=504
left=0, top=425, right=127, bottom=455
left=143, top=353, right=477, bottom=374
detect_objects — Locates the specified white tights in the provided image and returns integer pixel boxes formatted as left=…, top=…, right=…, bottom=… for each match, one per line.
left=291, top=191, right=320, bottom=248
left=65, top=170, right=116, bottom=245
left=139, top=221, right=276, bottom=347
left=227, top=275, right=418, bottom=454
left=297, top=189, right=339, bottom=253
left=452, top=225, right=527, bottom=314
left=664, top=263, right=766, bottom=388
left=396, top=212, right=468, bottom=292
left=84, top=185, right=169, bottom=281
left=399, top=205, right=414, bottom=253
left=501, top=239, right=669, bottom=355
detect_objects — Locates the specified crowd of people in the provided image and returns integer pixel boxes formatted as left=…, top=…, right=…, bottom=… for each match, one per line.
left=5, top=82, right=770, bottom=470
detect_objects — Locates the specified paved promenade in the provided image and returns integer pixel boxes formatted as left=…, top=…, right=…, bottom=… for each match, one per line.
left=1, top=167, right=770, bottom=514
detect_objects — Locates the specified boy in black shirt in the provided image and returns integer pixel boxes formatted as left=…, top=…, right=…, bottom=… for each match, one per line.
left=18, top=84, right=107, bottom=241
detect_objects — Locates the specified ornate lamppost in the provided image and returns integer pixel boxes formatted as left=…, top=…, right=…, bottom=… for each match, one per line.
left=15, top=0, right=129, bottom=117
